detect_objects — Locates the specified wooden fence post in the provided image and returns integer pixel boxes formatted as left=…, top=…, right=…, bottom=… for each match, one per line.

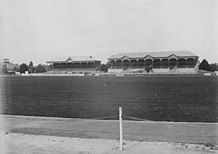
left=119, top=106, right=123, bottom=151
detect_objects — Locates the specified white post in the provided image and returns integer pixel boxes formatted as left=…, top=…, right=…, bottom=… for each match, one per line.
left=119, top=107, right=123, bottom=151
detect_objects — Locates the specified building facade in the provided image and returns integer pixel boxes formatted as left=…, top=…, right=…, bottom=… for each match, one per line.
left=108, top=51, right=199, bottom=74
left=47, top=56, right=101, bottom=74
left=0, top=59, right=19, bottom=75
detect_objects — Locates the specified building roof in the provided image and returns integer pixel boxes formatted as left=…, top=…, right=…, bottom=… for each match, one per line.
left=47, top=56, right=101, bottom=63
left=108, top=51, right=198, bottom=59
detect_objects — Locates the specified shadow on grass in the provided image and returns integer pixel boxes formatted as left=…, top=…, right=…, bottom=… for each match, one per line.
left=124, top=139, right=146, bottom=151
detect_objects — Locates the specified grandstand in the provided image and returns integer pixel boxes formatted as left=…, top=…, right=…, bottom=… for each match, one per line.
left=46, top=56, right=101, bottom=74
left=108, top=51, right=200, bottom=74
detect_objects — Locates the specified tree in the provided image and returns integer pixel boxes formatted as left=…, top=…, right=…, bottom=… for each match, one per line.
left=100, top=62, right=112, bottom=72
left=2, top=65, right=7, bottom=74
left=29, top=61, right=33, bottom=68
left=35, top=64, right=46, bottom=73
left=106, top=61, right=111, bottom=68
left=19, top=63, right=29, bottom=73
left=199, top=59, right=210, bottom=71
left=100, top=64, right=108, bottom=72
left=13, top=66, right=19, bottom=72
left=210, top=64, right=218, bottom=72
left=28, top=61, right=34, bottom=73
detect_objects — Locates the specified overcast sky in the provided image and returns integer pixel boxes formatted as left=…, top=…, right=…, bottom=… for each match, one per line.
left=0, top=0, right=218, bottom=65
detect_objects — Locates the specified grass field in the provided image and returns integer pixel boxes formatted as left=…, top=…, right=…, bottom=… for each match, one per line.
left=1, top=76, right=218, bottom=122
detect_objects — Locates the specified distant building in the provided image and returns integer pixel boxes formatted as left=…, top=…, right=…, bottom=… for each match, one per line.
left=0, top=59, right=19, bottom=75
left=46, top=56, right=101, bottom=74
left=108, top=51, right=199, bottom=74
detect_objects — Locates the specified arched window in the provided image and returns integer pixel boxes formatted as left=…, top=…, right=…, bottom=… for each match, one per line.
left=153, top=59, right=161, bottom=68
left=186, top=58, right=195, bottom=68
left=178, top=59, right=186, bottom=68
left=116, top=60, right=122, bottom=68
left=169, top=59, right=177, bottom=69
left=161, top=59, right=169, bottom=68
left=130, top=60, right=137, bottom=68
left=123, top=60, right=130, bottom=66
left=145, top=59, right=152, bottom=66
left=138, top=59, right=145, bottom=68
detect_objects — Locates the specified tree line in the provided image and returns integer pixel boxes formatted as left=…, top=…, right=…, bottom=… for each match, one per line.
left=199, top=59, right=218, bottom=72
left=19, top=61, right=48, bottom=74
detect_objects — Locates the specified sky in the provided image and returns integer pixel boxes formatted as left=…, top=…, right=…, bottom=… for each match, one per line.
left=0, top=0, right=218, bottom=65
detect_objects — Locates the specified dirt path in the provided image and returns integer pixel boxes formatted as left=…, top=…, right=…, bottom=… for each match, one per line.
left=1, top=132, right=217, bottom=154
left=0, top=114, right=218, bottom=154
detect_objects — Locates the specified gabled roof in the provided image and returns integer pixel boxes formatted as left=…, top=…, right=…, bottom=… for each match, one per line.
left=69, top=56, right=99, bottom=62
left=108, top=51, right=198, bottom=59
left=50, top=57, right=67, bottom=62
left=47, top=56, right=100, bottom=63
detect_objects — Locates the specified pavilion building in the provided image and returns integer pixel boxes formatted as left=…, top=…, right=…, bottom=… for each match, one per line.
left=0, top=59, right=19, bottom=75
left=47, top=56, right=101, bottom=74
left=107, top=51, right=199, bottom=74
